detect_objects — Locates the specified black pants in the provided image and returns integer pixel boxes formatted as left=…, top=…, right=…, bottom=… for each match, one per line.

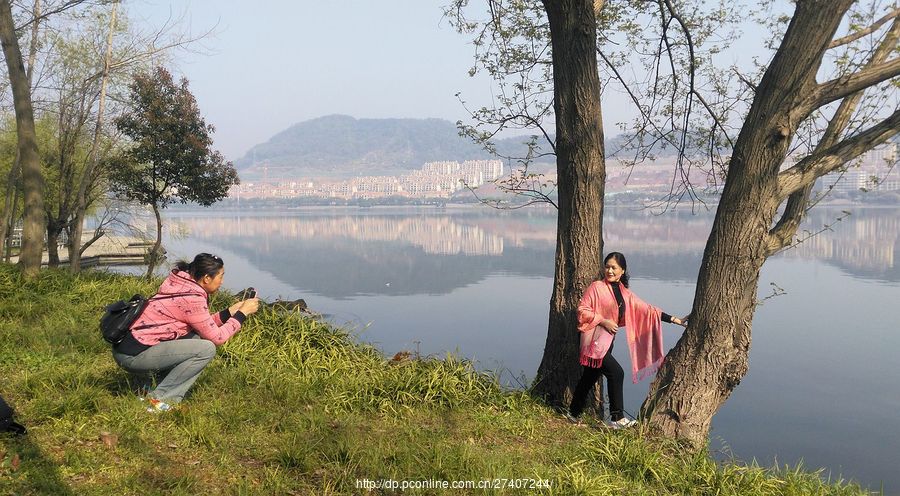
left=569, top=341, right=625, bottom=421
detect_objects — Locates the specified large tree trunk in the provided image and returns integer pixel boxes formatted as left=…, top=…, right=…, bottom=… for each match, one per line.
left=642, top=0, right=854, bottom=445
left=532, top=0, right=606, bottom=409
left=0, top=0, right=45, bottom=276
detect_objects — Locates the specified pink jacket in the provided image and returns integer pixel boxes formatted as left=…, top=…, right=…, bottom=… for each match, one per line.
left=130, top=270, right=241, bottom=346
left=577, top=280, right=664, bottom=383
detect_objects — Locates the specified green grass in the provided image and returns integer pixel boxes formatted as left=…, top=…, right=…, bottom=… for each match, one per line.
left=0, top=264, right=874, bottom=494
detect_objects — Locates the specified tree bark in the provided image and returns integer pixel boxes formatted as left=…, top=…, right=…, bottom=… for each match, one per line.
left=0, top=0, right=45, bottom=277
left=46, top=221, right=60, bottom=267
left=4, top=188, right=20, bottom=262
left=642, top=0, right=855, bottom=445
left=532, top=0, right=606, bottom=410
left=0, top=0, right=38, bottom=259
left=0, top=156, right=21, bottom=259
left=145, top=203, right=163, bottom=279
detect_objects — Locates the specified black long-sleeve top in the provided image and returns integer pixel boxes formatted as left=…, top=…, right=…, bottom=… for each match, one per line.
left=609, top=281, right=675, bottom=325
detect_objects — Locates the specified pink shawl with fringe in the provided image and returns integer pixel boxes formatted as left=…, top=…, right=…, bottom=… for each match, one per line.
left=576, top=280, right=664, bottom=383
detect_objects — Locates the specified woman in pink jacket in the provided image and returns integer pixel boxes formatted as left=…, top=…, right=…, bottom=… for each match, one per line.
left=567, top=252, right=687, bottom=428
left=112, top=253, right=259, bottom=412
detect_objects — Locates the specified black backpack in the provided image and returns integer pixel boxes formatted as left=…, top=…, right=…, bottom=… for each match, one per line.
left=100, top=293, right=190, bottom=345
left=0, top=394, right=25, bottom=435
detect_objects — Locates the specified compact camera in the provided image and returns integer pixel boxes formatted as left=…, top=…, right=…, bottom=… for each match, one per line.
left=242, top=287, right=257, bottom=299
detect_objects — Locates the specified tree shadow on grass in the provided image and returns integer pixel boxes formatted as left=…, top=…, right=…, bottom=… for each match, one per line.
left=0, top=433, right=74, bottom=495
left=104, top=370, right=154, bottom=398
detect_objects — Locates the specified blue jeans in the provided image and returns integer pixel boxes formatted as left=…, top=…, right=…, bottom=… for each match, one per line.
left=112, top=335, right=216, bottom=403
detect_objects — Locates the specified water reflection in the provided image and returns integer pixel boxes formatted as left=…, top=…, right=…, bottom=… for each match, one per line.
left=155, top=205, right=898, bottom=492
left=168, top=207, right=898, bottom=299
left=171, top=210, right=555, bottom=298
left=780, top=208, right=899, bottom=283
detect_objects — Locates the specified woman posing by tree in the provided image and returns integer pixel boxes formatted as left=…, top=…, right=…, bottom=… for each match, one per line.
left=568, top=252, right=687, bottom=428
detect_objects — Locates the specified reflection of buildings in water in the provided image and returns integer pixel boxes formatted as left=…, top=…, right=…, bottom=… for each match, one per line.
left=171, top=210, right=716, bottom=261
left=604, top=211, right=711, bottom=254
left=167, top=208, right=899, bottom=279
left=780, top=211, right=899, bottom=275
left=174, top=216, right=505, bottom=256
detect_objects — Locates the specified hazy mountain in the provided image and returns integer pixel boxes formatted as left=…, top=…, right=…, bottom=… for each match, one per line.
left=234, top=115, right=561, bottom=180
left=232, top=114, right=657, bottom=181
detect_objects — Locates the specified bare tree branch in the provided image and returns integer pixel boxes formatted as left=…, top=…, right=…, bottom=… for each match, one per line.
left=731, top=67, right=757, bottom=93
left=14, top=0, right=88, bottom=30
left=777, top=108, right=900, bottom=197
left=765, top=183, right=813, bottom=255
left=828, top=6, right=900, bottom=48
left=767, top=14, right=900, bottom=255
left=809, top=57, right=900, bottom=112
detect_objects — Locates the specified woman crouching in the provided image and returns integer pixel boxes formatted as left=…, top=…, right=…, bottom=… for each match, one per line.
left=112, top=253, right=259, bottom=412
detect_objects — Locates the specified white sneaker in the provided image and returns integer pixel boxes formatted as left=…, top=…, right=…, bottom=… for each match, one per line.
left=606, top=418, right=638, bottom=429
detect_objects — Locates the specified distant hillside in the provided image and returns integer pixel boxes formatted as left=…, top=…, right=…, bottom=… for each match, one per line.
left=235, top=115, right=512, bottom=179
left=233, top=115, right=646, bottom=181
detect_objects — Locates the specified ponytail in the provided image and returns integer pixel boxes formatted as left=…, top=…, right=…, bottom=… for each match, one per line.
left=175, top=253, right=223, bottom=281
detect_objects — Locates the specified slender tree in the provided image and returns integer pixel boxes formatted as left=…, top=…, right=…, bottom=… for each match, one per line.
left=68, top=0, right=117, bottom=272
left=0, top=0, right=39, bottom=262
left=113, top=67, right=238, bottom=278
left=0, top=0, right=44, bottom=276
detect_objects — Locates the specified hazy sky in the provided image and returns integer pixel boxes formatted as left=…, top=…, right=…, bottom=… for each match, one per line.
left=127, top=1, right=773, bottom=162
left=127, top=0, right=509, bottom=161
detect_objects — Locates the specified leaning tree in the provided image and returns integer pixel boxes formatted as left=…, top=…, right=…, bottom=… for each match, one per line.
left=0, top=0, right=44, bottom=276
left=642, top=0, right=900, bottom=443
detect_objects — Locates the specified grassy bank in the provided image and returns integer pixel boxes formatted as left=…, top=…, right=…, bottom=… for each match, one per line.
left=0, top=264, right=870, bottom=495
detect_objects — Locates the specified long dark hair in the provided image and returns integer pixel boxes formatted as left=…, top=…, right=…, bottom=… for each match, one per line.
left=175, top=253, right=224, bottom=281
left=604, top=251, right=630, bottom=288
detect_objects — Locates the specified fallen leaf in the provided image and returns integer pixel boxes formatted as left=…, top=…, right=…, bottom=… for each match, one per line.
left=10, top=454, right=20, bottom=471
left=187, top=460, right=201, bottom=466
left=391, top=350, right=412, bottom=362
left=99, top=431, right=118, bottom=449
left=167, top=443, right=178, bottom=449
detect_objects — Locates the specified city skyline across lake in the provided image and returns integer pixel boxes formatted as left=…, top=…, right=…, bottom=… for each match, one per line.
left=146, top=205, right=898, bottom=492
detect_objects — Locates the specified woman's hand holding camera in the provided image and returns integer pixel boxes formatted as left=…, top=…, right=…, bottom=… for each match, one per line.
left=238, top=297, right=260, bottom=316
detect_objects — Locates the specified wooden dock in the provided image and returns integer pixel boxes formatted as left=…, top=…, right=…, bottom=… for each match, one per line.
left=8, top=233, right=151, bottom=268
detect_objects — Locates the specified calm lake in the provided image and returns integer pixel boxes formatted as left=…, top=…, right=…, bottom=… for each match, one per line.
left=135, top=205, right=898, bottom=491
